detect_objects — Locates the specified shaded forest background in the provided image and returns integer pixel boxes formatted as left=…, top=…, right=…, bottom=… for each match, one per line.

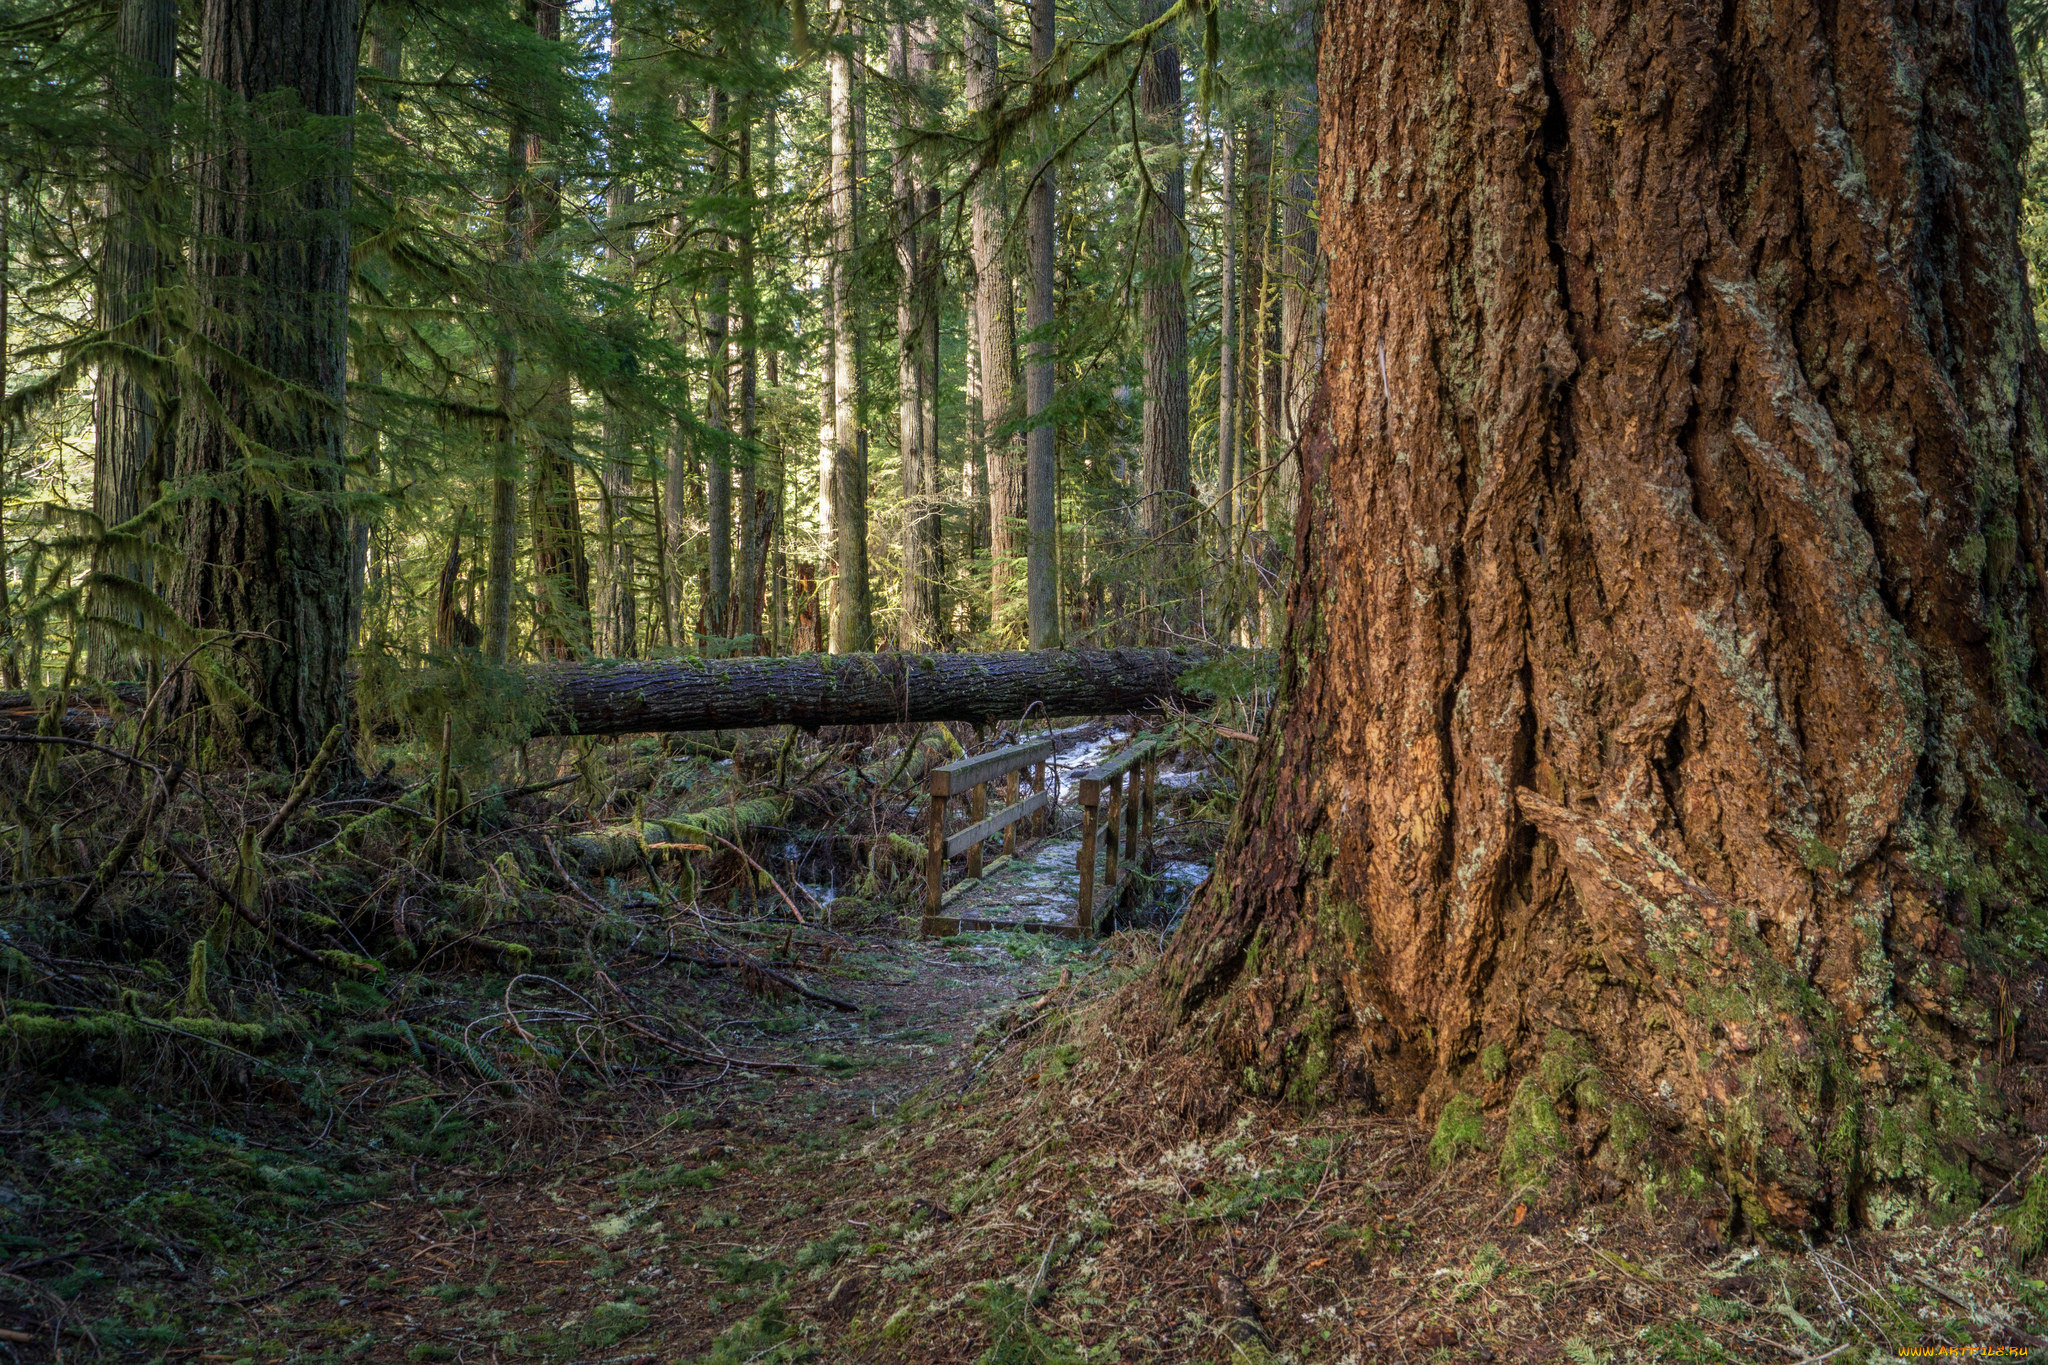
left=0, top=0, right=1319, bottom=703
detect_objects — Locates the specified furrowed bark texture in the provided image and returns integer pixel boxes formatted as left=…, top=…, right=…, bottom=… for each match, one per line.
left=828, top=21, right=873, bottom=652
left=1137, top=1, right=1189, bottom=549
left=171, top=0, right=356, bottom=764
left=537, top=646, right=1215, bottom=735
left=1024, top=0, right=1059, bottom=650
left=967, top=0, right=1024, bottom=641
left=89, top=0, right=174, bottom=678
left=1167, top=0, right=2048, bottom=1234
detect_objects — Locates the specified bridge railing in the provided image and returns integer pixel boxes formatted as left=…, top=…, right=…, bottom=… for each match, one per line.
left=1075, top=739, right=1157, bottom=935
left=922, top=738, right=1053, bottom=933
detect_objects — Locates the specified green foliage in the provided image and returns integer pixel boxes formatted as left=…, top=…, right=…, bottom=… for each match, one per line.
left=973, top=1280, right=1087, bottom=1365
left=795, top=1227, right=861, bottom=1272
left=688, top=1292, right=812, bottom=1363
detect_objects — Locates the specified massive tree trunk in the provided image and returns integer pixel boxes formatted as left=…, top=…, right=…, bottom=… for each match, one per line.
left=1137, top=2, right=1189, bottom=558
left=966, top=0, right=1024, bottom=643
left=170, top=0, right=355, bottom=764
left=535, top=645, right=1217, bottom=735
left=1166, top=0, right=2048, bottom=1235
left=89, top=0, right=175, bottom=679
left=1023, top=0, right=1058, bottom=650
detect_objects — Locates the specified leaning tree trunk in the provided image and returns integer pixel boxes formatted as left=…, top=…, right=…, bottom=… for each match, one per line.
left=1166, top=0, right=2048, bottom=1236
left=170, top=0, right=355, bottom=764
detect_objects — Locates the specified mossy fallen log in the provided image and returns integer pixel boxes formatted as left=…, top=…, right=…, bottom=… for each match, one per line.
left=533, top=647, right=1220, bottom=737
left=1, top=648, right=1239, bottom=739
left=563, top=796, right=788, bottom=875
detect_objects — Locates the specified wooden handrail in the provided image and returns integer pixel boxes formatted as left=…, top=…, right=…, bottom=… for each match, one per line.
left=944, top=790, right=1050, bottom=857
left=931, top=739, right=1053, bottom=796
left=924, top=738, right=1053, bottom=926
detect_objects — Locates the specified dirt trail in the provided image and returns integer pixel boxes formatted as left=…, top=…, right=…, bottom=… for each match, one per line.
left=253, top=925, right=1104, bottom=1363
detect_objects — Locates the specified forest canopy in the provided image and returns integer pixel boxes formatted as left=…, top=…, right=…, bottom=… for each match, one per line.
left=0, top=0, right=1318, bottom=760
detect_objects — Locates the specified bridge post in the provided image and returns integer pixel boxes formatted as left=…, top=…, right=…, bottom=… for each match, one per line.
left=1003, top=770, right=1020, bottom=858
left=968, top=781, right=986, bottom=880
left=925, top=783, right=945, bottom=917
left=1103, top=773, right=1121, bottom=890
left=1142, top=753, right=1155, bottom=844
left=1124, top=768, right=1140, bottom=874
left=1077, top=778, right=1099, bottom=934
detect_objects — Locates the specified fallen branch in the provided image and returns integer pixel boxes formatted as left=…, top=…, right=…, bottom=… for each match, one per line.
left=67, top=761, right=183, bottom=919
left=256, top=724, right=345, bottom=850
left=160, top=840, right=347, bottom=976
left=663, top=949, right=860, bottom=1013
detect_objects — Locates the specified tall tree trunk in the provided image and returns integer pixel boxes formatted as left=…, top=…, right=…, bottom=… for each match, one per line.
left=1023, top=0, right=1058, bottom=649
left=966, top=0, right=1023, bottom=643
left=703, top=86, right=734, bottom=646
left=828, top=11, right=873, bottom=652
left=735, top=103, right=769, bottom=650
left=598, top=14, right=637, bottom=658
left=1138, top=2, right=1189, bottom=563
left=917, top=24, right=943, bottom=631
left=1216, top=114, right=1236, bottom=540
left=1167, top=0, right=2048, bottom=1235
left=663, top=297, right=691, bottom=649
left=171, top=0, right=356, bottom=763
left=0, top=187, right=18, bottom=689
left=816, top=319, right=835, bottom=598
left=89, top=0, right=175, bottom=679
left=484, top=25, right=529, bottom=663
left=348, top=10, right=401, bottom=654
left=1273, top=1, right=1318, bottom=524
left=894, top=23, right=943, bottom=649
left=525, top=0, right=588, bottom=661
left=963, top=281, right=987, bottom=572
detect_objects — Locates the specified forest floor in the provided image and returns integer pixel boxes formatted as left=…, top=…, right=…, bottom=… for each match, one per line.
left=43, top=920, right=2045, bottom=1365
left=2, top=715, right=2045, bottom=1363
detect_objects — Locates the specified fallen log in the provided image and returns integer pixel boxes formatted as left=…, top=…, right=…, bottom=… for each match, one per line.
left=533, top=646, right=1218, bottom=737
left=0, top=647, right=1226, bottom=739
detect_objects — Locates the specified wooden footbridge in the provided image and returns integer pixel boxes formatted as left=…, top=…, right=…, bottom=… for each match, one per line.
left=919, top=735, right=1162, bottom=938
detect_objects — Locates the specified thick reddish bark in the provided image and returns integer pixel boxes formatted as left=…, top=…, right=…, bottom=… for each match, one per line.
left=1168, top=0, right=2048, bottom=1234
